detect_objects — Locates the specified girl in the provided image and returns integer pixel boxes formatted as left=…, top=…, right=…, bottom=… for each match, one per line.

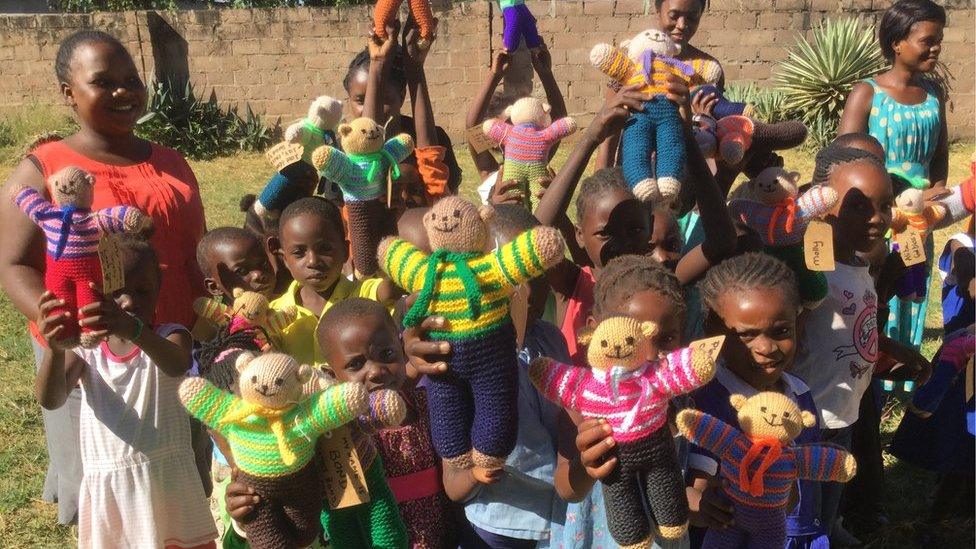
left=0, top=29, right=206, bottom=525
left=838, top=0, right=949, bottom=349
left=690, top=252, right=825, bottom=548
left=34, top=236, right=216, bottom=548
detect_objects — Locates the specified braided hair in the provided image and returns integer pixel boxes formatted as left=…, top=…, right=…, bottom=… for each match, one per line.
left=575, top=167, right=630, bottom=222
left=593, top=254, right=686, bottom=321
left=698, top=252, right=799, bottom=317
left=811, top=144, right=886, bottom=186
left=195, top=326, right=262, bottom=392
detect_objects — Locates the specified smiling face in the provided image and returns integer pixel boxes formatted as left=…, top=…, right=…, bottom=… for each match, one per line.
left=732, top=391, right=816, bottom=444
left=747, top=168, right=798, bottom=205
left=655, top=0, right=704, bottom=50
left=337, top=117, right=385, bottom=154
left=893, top=20, right=943, bottom=73
left=62, top=41, right=147, bottom=137
left=624, top=28, right=679, bottom=58
left=586, top=316, right=657, bottom=373
left=826, top=161, right=894, bottom=257
left=49, top=167, right=95, bottom=208
left=236, top=352, right=312, bottom=409
left=423, top=196, right=490, bottom=252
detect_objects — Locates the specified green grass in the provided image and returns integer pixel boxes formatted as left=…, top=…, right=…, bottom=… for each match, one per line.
left=0, top=105, right=972, bottom=547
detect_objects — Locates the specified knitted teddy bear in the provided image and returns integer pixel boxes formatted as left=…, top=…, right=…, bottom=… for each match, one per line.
left=253, top=161, right=320, bottom=221
left=728, top=167, right=838, bottom=309
left=193, top=288, right=297, bottom=352
left=312, top=117, right=415, bottom=278
left=179, top=352, right=368, bottom=549
left=373, top=0, right=436, bottom=48
left=497, top=0, right=542, bottom=51
left=591, top=29, right=696, bottom=209
left=11, top=166, right=151, bottom=348
left=482, top=97, right=577, bottom=209
left=283, top=96, right=344, bottom=165
left=890, top=187, right=947, bottom=302
left=378, top=196, right=566, bottom=470
left=714, top=115, right=808, bottom=166
left=676, top=392, right=858, bottom=549
left=690, top=84, right=753, bottom=119
left=529, top=316, right=719, bottom=546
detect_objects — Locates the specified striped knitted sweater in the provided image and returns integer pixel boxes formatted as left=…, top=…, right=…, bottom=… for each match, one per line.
left=729, top=186, right=838, bottom=246
left=530, top=347, right=707, bottom=443
left=382, top=229, right=553, bottom=340
left=484, top=119, right=576, bottom=165
left=315, top=136, right=413, bottom=202
left=15, top=187, right=138, bottom=259
left=593, top=45, right=695, bottom=97
left=681, top=412, right=852, bottom=508
left=181, top=381, right=364, bottom=477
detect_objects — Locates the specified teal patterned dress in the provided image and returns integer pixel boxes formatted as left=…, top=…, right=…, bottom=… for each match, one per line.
left=866, top=77, right=942, bottom=348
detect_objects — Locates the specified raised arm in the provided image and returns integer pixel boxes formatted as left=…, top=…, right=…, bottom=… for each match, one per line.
left=384, top=134, right=416, bottom=163
left=646, top=345, right=717, bottom=400
left=675, top=409, right=743, bottom=460
left=528, top=357, right=589, bottom=411
left=794, top=444, right=857, bottom=483
left=356, top=389, right=407, bottom=433
left=379, top=237, right=430, bottom=293
left=466, top=50, right=509, bottom=180
left=491, top=226, right=565, bottom=289
left=302, top=381, right=370, bottom=435
left=178, top=377, right=240, bottom=434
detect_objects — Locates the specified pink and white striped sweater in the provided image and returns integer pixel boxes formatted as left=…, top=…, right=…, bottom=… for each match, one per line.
left=531, top=346, right=707, bottom=443
left=484, top=119, right=576, bottom=165
left=15, top=187, right=138, bottom=259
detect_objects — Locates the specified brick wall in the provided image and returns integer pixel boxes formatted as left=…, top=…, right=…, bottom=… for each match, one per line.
left=0, top=0, right=972, bottom=141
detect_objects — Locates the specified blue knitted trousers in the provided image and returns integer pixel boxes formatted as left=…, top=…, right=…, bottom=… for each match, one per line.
left=702, top=500, right=786, bottom=549
left=621, top=97, right=685, bottom=191
left=425, top=322, right=519, bottom=465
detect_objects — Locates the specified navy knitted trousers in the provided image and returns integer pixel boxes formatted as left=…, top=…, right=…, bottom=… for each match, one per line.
left=621, top=97, right=685, bottom=190
left=602, top=427, right=689, bottom=546
left=702, top=500, right=787, bottom=549
left=425, top=322, right=519, bottom=464
left=694, top=85, right=748, bottom=119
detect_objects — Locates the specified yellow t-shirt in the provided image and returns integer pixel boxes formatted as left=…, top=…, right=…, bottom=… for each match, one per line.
left=269, top=277, right=383, bottom=366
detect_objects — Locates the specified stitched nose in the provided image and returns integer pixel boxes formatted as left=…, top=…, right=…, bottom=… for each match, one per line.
left=261, top=384, right=268, bottom=392
left=614, top=345, right=621, bottom=353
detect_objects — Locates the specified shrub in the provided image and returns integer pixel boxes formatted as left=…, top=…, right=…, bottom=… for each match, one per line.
left=0, top=121, right=14, bottom=149
left=136, top=79, right=276, bottom=161
left=724, top=82, right=792, bottom=124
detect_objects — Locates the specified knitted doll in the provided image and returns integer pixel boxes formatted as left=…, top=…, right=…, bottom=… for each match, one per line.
left=373, top=0, right=435, bottom=47
left=591, top=29, right=695, bottom=209
left=11, top=166, right=151, bottom=348
left=529, top=316, right=719, bottom=546
left=497, top=0, right=542, bottom=51
left=715, top=115, right=808, bottom=166
left=482, top=97, right=577, bottom=209
left=253, top=161, right=320, bottom=220
left=728, top=167, right=838, bottom=308
left=193, top=288, right=297, bottom=351
left=312, top=117, right=414, bottom=278
left=690, top=84, right=753, bottom=119
left=283, top=96, right=343, bottom=165
left=676, top=392, right=857, bottom=549
left=890, top=187, right=947, bottom=302
left=378, top=196, right=566, bottom=470
left=179, top=352, right=369, bottom=549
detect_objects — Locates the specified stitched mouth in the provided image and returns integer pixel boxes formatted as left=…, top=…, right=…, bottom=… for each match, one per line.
left=763, top=416, right=783, bottom=427
left=433, top=222, right=460, bottom=233
left=255, top=386, right=280, bottom=397
left=604, top=350, right=634, bottom=360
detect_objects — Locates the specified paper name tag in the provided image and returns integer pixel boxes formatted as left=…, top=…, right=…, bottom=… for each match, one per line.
left=690, top=335, right=726, bottom=364
left=98, top=235, right=124, bottom=294
left=467, top=125, right=496, bottom=154
left=266, top=141, right=305, bottom=171
left=896, top=228, right=926, bottom=267
left=803, top=220, right=835, bottom=272
left=319, top=426, right=370, bottom=510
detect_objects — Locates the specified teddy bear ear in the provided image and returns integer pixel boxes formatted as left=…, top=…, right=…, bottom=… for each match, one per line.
left=232, top=287, right=244, bottom=299
left=338, top=123, right=353, bottom=137
left=729, top=394, right=748, bottom=411
left=235, top=351, right=256, bottom=373
left=577, top=328, right=594, bottom=347
left=640, top=321, right=658, bottom=338
left=788, top=171, right=801, bottom=183
left=620, top=38, right=631, bottom=50
left=479, top=205, right=496, bottom=223
left=502, top=105, right=513, bottom=120
left=801, top=410, right=817, bottom=428
left=542, top=103, right=552, bottom=114
left=296, top=364, right=313, bottom=385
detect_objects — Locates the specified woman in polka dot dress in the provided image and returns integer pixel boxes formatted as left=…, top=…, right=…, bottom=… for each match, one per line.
left=839, top=0, right=949, bottom=349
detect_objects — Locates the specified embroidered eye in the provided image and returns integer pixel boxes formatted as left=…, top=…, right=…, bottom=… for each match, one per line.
left=760, top=406, right=767, bottom=413
left=600, top=340, right=608, bottom=348
left=782, top=411, right=790, bottom=418
left=625, top=337, right=634, bottom=345
left=274, top=378, right=284, bottom=386
left=251, top=375, right=258, bottom=384
left=360, top=128, right=366, bottom=133
left=453, top=209, right=461, bottom=218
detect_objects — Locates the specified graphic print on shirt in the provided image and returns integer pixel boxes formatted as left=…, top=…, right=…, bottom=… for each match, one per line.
left=832, top=288, right=878, bottom=380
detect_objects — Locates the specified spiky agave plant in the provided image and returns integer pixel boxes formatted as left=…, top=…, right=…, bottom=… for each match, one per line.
left=773, top=17, right=887, bottom=125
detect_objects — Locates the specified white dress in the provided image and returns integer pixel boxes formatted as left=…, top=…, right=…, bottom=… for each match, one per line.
left=73, top=324, right=217, bottom=549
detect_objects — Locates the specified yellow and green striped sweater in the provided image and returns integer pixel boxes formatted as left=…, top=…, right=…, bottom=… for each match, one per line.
left=181, top=380, right=364, bottom=477
left=383, top=229, right=554, bottom=340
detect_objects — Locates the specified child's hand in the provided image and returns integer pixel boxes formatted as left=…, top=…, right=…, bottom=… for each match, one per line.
left=690, top=89, right=718, bottom=117
left=368, top=19, right=401, bottom=63
left=402, top=17, right=437, bottom=67
left=663, top=72, right=692, bottom=121
left=575, top=418, right=618, bottom=480
left=489, top=50, right=512, bottom=78
left=584, top=83, right=651, bottom=144
left=489, top=179, right=526, bottom=205
left=37, top=291, right=75, bottom=350
left=225, top=469, right=261, bottom=523
left=77, top=282, right=140, bottom=341
left=470, top=466, right=504, bottom=486
left=688, top=479, right=735, bottom=530
left=402, top=313, right=452, bottom=375
left=530, top=41, right=553, bottom=75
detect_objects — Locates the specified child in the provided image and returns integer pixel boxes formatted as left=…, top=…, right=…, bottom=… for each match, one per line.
left=196, top=227, right=277, bottom=301
left=689, top=252, right=826, bottom=547
left=318, top=298, right=438, bottom=548
left=34, top=236, right=216, bottom=548
left=267, top=197, right=400, bottom=365
left=791, top=144, right=930, bottom=539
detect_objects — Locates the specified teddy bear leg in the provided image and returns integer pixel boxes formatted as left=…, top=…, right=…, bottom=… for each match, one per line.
left=424, top=366, right=475, bottom=467
left=74, top=259, right=107, bottom=348
left=408, top=0, right=436, bottom=46
left=373, top=0, right=404, bottom=40
left=464, top=325, right=520, bottom=469
left=621, top=106, right=658, bottom=203
left=648, top=98, right=685, bottom=209
left=44, top=267, right=81, bottom=346
left=514, top=3, right=543, bottom=49
left=602, top=460, right=652, bottom=547
left=638, top=429, right=689, bottom=540
left=732, top=501, right=786, bottom=549
left=277, top=463, right=327, bottom=547
left=701, top=523, right=748, bottom=549
left=346, top=199, right=390, bottom=278
left=501, top=6, right=521, bottom=51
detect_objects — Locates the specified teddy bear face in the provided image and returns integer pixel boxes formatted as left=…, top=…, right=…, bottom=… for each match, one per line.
left=731, top=391, right=816, bottom=444
left=586, top=316, right=657, bottom=373
left=423, top=196, right=493, bottom=252
left=235, top=352, right=313, bottom=409
left=232, top=288, right=271, bottom=325
left=49, top=166, right=95, bottom=208
left=622, top=28, right=679, bottom=59
left=507, top=97, right=552, bottom=128
left=895, top=188, right=925, bottom=214
left=308, top=96, right=343, bottom=131
left=747, top=167, right=799, bottom=205
left=337, top=117, right=385, bottom=155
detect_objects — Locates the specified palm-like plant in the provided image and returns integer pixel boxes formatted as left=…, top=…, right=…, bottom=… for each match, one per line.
left=773, top=17, right=887, bottom=125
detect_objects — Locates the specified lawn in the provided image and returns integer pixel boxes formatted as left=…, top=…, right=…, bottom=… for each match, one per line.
left=0, top=107, right=972, bottom=548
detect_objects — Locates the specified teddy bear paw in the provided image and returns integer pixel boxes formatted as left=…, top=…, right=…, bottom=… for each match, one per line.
left=720, top=139, right=746, bottom=166
left=632, top=178, right=661, bottom=204
left=619, top=536, right=653, bottom=549
left=472, top=448, right=507, bottom=470
left=656, top=522, right=689, bottom=541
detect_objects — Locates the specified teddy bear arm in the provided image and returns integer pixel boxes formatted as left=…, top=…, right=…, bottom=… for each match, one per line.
left=540, top=117, right=578, bottom=144
left=727, top=199, right=769, bottom=232
left=590, top=44, right=639, bottom=86
left=311, top=146, right=359, bottom=185
left=302, top=382, right=371, bottom=435
left=794, top=444, right=856, bottom=483
left=659, top=56, right=696, bottom=79
left=177, top=377, right=238, bottom=433
left=796, top=187, right=839, bottom=221
left=385, top=134, right=416, bottom=162
left=923, top=203, right=947, bottom=229
left=11, top=186, right=53, bottom=225
left=357, top=389, right=407, bottom=433
left=193, top=297, right=231, bottom=326
left=527, top=357, right=584, bottom=410
left=492, top=227, right=565, bottom=289
left=381, top=238, right=430, bottom=293
left=675, top=409, right=741, bottom=458
left=265, top=307, right=298, bottom=334
left=482, top=119, right=511, bottom=146
left=283, top=120, right=306, bottom=143
left=645, top=346, right=717, bottom=399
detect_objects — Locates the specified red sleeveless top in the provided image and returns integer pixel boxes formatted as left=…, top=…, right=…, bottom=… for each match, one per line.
left=30, top=140, right=206, bottom=329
